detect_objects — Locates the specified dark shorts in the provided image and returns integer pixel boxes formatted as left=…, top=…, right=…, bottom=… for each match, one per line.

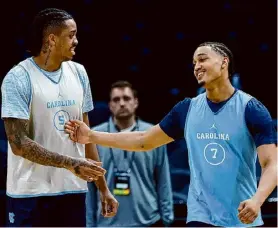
left=150, top=219, right=164, bottom=227
left=6, top=192, right=86, bottom=227
left=186, top=221, right=263, bottom=227
left=187, top=221, right=216, bottom=227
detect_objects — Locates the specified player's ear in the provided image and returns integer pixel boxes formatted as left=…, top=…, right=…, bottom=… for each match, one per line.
left=134, top=98, right=139, bottom=109
left=221, top=57, right=229, bottom=69
left=47, top=34, right=57, bottom=48
left=108, top=100, right=113, bottom=113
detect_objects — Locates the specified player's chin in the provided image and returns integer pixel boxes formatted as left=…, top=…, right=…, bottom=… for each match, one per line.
left=116, top=113, right=131, bottom=119
left=198, top=80, right=206, bottom=87
left=64, top=54, right=74, bottom=61
left=66, top=51, right=75, bottom=60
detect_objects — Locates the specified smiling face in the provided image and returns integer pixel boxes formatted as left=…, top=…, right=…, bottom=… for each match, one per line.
left=47, top=19, right=78, bottom=61
left=193, top=46, right=229, bottom=87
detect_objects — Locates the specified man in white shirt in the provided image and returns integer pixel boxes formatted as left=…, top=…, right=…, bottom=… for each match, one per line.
left=1, top=8, right=118, bottom=227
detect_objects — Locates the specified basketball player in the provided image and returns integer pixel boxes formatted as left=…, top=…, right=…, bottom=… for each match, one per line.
left=65, top=42, right=277, bottom=227
left=1, top=8, right=118, bottom=227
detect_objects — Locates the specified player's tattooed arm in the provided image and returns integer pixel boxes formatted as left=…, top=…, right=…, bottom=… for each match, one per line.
left=3, top=118, right=106, bottom=182
left=4, top=117, right=74, bottom=167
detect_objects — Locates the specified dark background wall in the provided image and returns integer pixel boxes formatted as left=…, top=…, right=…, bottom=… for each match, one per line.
left=0, top=0, right=277, bottom=123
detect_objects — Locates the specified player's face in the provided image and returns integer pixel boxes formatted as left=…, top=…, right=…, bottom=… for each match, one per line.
left=53, top=19, right=78, bottom=61
left=193, top=46, right=228, bottom=87
left=109, top=87, right=138, bottom=120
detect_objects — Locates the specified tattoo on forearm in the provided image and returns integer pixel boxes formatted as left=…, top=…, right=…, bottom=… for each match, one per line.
left=74, top=166, right=81, bottom=175
left=4, top=118, right=69, bottom=168
left=22, top=138, right=67, bottom=168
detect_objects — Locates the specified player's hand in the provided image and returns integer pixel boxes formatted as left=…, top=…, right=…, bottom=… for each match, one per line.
left=66, top=157, right=106, bottom=182
left=238, top=198, right=261, bottom=224
left=99, top=189, right=119, bottom=217
left=65, top=119, right=91, bottom=144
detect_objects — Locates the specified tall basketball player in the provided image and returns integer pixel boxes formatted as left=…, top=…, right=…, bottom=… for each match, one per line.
left=1, top=8, right=118, bottom=227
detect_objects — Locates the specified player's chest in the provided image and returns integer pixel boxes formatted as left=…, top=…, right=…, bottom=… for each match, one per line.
left=185, top=107, right=246, bottom=143
left=31, top=77, right=83, bottom=105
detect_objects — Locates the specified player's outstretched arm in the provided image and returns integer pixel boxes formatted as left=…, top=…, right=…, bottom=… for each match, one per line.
left=65, top=119, right=174, bottom=151
left=4, top=118, right=106, bottom=182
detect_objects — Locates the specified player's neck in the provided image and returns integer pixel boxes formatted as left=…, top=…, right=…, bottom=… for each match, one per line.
left=205, top=79, right=235, bottom=103
left=33, top=53, right=62, bottom=72
left=113, top=116, right=136, bottom=131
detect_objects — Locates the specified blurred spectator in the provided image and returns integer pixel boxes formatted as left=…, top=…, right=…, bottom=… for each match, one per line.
left=86, top=81, right=174, bottom=227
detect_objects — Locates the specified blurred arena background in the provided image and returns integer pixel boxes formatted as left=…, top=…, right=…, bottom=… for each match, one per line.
left=0, top=0, right=277, bottom=226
